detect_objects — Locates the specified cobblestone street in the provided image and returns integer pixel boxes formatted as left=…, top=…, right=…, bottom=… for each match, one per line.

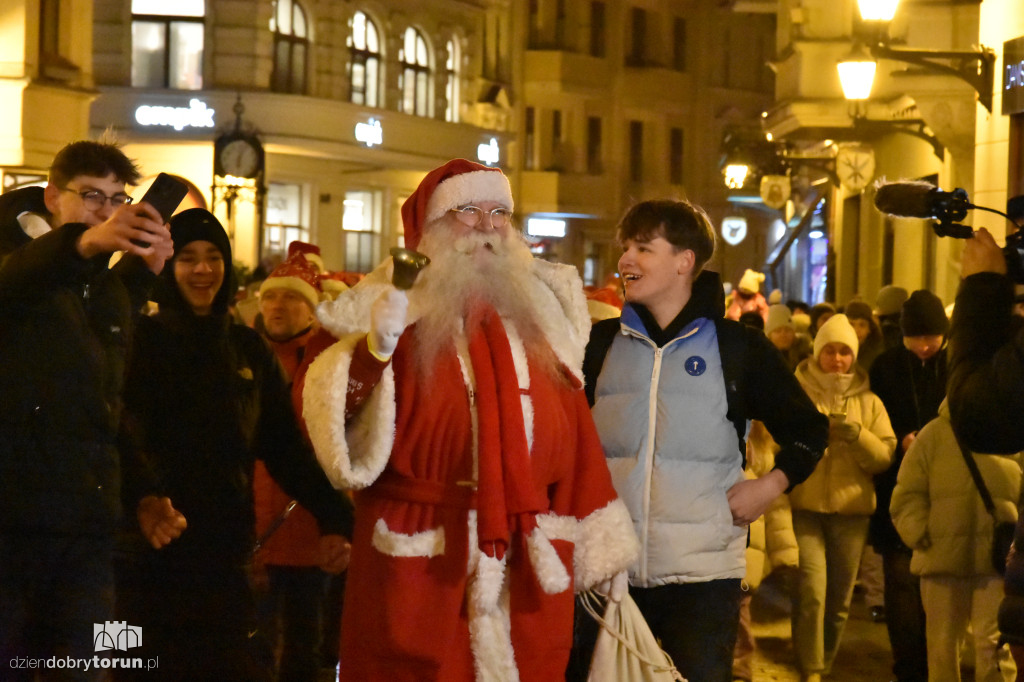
left=748, top=573, right=902, bottom=682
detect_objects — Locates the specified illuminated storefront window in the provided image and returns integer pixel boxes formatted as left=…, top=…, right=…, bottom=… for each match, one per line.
left=342, top=191, right=380, bottom=273
left=265, top=182, right=309, bottom=258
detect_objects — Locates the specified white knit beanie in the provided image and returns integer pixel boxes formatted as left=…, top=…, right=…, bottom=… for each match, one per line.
left=764, top=304, right=794, bottom=336
left=813, top=313, right=859, bottom=360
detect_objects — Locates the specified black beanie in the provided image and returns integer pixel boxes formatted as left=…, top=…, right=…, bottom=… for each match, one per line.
left=900, top=290, right=948, bottom=336
left=159, top=208, right=235, bottom=315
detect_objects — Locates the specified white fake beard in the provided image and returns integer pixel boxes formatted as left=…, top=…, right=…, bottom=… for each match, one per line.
left=410, top=221, right=561, bottom=381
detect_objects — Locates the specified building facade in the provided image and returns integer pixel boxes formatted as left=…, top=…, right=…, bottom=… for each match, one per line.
left=517, top=0, right=778, bottom=289
left=742, top=0, right=1024, bottom=308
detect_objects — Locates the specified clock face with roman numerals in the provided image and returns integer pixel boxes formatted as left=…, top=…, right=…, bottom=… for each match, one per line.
left=836, top=146, right=876, bottom=193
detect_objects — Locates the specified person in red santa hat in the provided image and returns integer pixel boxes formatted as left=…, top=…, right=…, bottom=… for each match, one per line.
left=252, top=252, right=351, bottom=682
left=295, top=158, right=639, bottom=681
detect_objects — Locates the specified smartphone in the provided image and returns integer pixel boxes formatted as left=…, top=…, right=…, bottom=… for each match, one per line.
left=133, top=173, right=188, bottom=246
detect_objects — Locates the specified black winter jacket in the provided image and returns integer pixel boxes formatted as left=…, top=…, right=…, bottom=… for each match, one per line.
left=868, top=344, right=947, bottom=552
left=119, top=309, right=353, bottom=565
left=0, top=189, right=156, bottom=535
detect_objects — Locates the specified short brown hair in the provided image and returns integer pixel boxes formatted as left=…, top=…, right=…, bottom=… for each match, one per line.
left=49, top=140, right=142, bottom=188
left=616, top=199, right=716, bottom=272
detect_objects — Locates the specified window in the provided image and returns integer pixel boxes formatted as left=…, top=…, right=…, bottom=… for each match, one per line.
left=270, top=0, right=308, bottom=94
left=265, top=183, right=310, bottom=258
left=400, top=27, right=431, bottom=117
left=555, top=0, right=567, bottom=46
left=587, top=116, right=602, bottom=175
left=670, top=128, right=684, bottom=184
left=673, top=18, right=686, bottom=71
left=627, top=8, right=646, bottom=66
left=445, top=39, right=460, bottom=123
left=39, top=0, right=59, bottom=61
left=525, top=107, right=536, bottom=171
left=349, top=11, right=380, bottom=107
left=629, top=121, right=643, bottom=183
left=590, top=2, right=606, bottom=58
left=342, top=191, right=380, bottom=273
left=131, top=0, right=204, bottom=89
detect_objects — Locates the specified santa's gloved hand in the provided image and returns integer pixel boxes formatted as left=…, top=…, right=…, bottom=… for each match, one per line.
left=596, top=570, right=629, bottom=602
left=368, top=288, right=408, bottom=360
left=831, top=421, right=862, bottom=443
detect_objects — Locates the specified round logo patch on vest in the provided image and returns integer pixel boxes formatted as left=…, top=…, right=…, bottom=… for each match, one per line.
left=684, top=356, right=706, bottom=376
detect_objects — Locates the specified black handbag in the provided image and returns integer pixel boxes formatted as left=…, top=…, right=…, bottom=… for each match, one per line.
left=956, top=433, right=1017, bottom=575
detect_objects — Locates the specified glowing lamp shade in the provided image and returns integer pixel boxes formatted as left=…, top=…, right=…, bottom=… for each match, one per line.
left=723, top=163, right=750, bottom=190
left=858, top=0, right=899, bottom=21
left=837, top=46, right=877, bottom=100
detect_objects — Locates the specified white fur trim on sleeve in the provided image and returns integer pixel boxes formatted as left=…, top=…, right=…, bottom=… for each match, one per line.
left=424, top=170, right=514, bottom=223
left=371, top=518, right=445, bottom=557
left=527, top=527, right=571, bottom=594
left=302, top=333, right=396, bottom=490
left=573, top=499, right=641, bottom=591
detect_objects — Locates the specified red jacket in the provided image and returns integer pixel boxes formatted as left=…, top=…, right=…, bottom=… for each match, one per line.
left=253, top=328, right=323, bottom=566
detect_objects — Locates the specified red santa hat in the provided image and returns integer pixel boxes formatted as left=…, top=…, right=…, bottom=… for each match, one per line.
left=287, top=241, right=325, bottom=273
left=318, top=271, right=351, bottom=300
left=258, top=252, right=322, bottom=310
left=401, top=158, right=514, bottom=249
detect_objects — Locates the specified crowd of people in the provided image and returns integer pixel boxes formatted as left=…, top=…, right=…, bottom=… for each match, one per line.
left=2, top=138, right=1023, bottom=682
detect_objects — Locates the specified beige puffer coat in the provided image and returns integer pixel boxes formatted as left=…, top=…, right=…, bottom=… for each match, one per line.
left=890, top=403, right=1022, bottom=577
left=788, top=359, right=896, bottom=515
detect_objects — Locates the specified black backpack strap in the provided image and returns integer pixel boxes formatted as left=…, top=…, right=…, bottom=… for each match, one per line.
left=714, top=317, right=749, bottom=443
left=583, top=318, right=620, bottom=407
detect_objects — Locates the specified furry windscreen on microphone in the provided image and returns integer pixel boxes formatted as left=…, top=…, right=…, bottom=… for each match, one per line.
left=873, top=179, right=941, bottom=219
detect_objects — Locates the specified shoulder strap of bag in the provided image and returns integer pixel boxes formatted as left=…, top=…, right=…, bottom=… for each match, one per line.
left=956, top=432, right=998, bottom=518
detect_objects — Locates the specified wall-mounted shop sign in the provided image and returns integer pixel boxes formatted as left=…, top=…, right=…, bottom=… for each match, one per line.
left=354, top=118, right=383, bottom=147
left=721, top=216, right=747, bottom=246
left=1003, top=36, right=1024, bottom=115
left=135, top=98, right=215, bottom=131
left=477, top=137, right=500, bottom=165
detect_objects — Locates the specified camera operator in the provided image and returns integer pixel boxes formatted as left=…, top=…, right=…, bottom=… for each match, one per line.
left=947, top=225, right=1024, bottom=454
left=949, top=214, right=1024, bottom=668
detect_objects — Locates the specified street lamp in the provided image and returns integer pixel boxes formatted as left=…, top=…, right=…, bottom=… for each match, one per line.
left=836, top=0, right=996, bottom=112
left=857, top=0, right=898, bottom=22
left=837, top=43, right=877, bottom=100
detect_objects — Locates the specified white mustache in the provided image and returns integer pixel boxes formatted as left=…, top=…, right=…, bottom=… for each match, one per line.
left=453, top=234, right=497, bottom=254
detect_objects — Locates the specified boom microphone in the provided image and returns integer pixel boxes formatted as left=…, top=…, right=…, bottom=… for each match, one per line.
left=874, top=181, right=940, bottom=218
left=873, top=180, right=973, bottom=237
left=873, top=180, right=970, bottom=221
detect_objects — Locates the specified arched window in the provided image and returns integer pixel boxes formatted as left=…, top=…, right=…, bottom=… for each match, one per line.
left=399, top=27, right=431, bottom=117
left=270, top=0, right=308, bottom=94
left=131, top=0, right=205, bottom=89
left=348, top=11, right=380, bottom=107
left=444, top=38, right=460, bottom=122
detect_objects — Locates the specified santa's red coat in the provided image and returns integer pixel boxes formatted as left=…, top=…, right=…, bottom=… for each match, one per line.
left=298, top=260, right=638, bottom=681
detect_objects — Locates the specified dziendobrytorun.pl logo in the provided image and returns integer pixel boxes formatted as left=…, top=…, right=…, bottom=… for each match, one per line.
left=7, top=622, right=159, bottom=673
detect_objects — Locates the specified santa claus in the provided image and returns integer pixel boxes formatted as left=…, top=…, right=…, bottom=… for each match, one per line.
left=296, top=159, right=638, bottom=681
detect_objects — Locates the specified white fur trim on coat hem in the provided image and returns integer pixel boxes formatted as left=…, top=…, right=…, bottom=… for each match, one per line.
left=370, top=518, right=445, bottom=557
